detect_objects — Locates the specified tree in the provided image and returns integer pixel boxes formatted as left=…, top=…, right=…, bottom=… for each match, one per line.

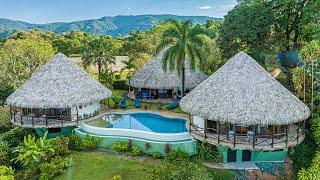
left=218, top=1, right=274, bottom=63
left=156, top=20, right=210, bottom=97
left=121, top=58, right=137, bottom=93
left=300, top=40, right=320, bottom=111
left=82, top=37, right=116, bottom=82
left=0, top=38, right=55, bottom=100
left=271, top=0, right=320, bottom=49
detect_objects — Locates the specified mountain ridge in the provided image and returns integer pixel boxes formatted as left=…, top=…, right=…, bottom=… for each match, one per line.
left=0, top=14, right=222, bottom=39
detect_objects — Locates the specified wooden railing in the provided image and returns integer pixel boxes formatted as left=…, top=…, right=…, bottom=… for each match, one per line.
left=189, top=122, right=304, bottom=149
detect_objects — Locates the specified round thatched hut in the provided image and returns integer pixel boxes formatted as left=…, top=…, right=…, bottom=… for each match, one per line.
left=6, top=53, right=112, bottom=135
left=126, top=51, right=208, bottom=101
left=180, top=52, right=310, bottom=163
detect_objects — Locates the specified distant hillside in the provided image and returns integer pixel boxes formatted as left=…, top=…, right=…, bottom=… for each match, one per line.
left=0, top=14, right=222, bottom=39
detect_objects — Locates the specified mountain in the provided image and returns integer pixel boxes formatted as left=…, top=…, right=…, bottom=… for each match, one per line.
left=0, top=14, right=222, bottom=39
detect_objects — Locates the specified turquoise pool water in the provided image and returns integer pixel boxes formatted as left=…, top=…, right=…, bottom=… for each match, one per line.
left=86, top=113, right=188, bottom=133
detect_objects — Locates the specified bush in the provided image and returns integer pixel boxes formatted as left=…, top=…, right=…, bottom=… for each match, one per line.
left=112, top=142, right=130, bottom=152
left=112, top=175, right=122, bottom=180
left=0, top=166, right=14, bottom=180
left=131, top=146, right=142, bottom=156
left=0, top=141, right=10, bottom=166
left=151, top=152, right=162, bottom=159
left=113, top=80, right=128, bottom=90
left=298, top=151, right=320, bottom=180
left=39, top=157, right=69, bottom=180
left=82, top=134, right=101, bottom=151
left=149, top=160, right=210, bottom=180
left=1, top=127, right=35, bottom=147
left=197, top=142, right=221, bottom=162
left=68, top=134, right=82, bottom=150
left=166, top=150, right=189, bottom=161
left=52, top=136, right=70, bottom=156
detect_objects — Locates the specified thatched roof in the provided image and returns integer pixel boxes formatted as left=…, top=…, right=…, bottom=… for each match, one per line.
left=180, top=52, right=310, bottom=125
left=6, top=53, right=112, bottom=108
left=127, top=51, right=208, bottom=89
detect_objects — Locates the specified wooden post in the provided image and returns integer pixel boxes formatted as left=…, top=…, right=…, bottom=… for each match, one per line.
left=204, top=118, right=207, bottom=141
left=271, top=125, right=275, bottom=148
left=188, top=114, right=191, bottom=133
left=32, top=108, right=34, bottom=127
left=13, top=107, right=15, bottom=123
left=253, top=125, right=256, bottom=148
left=76, top=106, right=79, bottom=126
left=227, top=123, right=230, bottom=140
left=233, top=124, right=236, bottom=148
left=45, top=109, right=48, bottom=127
left=285, top=125, right=288, bottom=146
left=297, top=122, right=300, bottom=142
left=217, top=119, right=220, bottom=144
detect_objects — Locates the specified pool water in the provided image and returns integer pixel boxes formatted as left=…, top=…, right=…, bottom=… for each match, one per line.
left=87, top=113, right=188, bottom=133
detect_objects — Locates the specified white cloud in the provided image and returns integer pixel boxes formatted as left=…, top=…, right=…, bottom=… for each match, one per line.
left=199, top=5, right=211, bottom=10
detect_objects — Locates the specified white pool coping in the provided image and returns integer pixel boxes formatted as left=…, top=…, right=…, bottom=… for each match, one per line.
left=80, top=111, right=192, bottom=142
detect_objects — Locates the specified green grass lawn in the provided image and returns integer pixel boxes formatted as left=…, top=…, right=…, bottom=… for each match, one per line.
left=56, top=151, right=156, bottom=180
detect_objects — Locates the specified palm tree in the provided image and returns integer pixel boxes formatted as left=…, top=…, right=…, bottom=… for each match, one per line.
left=82, top=37, right=116, bottom=82
left=156, top=20, right=210, bottom=97
left=121, top=58, right=137, bottom=94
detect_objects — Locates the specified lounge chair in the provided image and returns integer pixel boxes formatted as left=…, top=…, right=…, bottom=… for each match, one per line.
left=167, top=99, right=179, bottom=110
left=135, top=98, right=141, bottom=108
left=120, top=98, right=127, bottom=109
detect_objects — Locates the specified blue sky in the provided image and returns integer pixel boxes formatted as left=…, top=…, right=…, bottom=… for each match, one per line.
left=0, top=0, right=237, bottom=23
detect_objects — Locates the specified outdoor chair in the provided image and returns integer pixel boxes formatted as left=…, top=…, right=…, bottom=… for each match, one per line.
left=135, top=98, right=141, bottom=108
left=167, top=99, right=179, bottom=110
left=120, top=98, right=127, bottom=109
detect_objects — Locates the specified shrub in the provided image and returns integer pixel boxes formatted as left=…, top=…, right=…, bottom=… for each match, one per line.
left=112, top=142, right=130, bottom=152
left=52, top=136, right=70, bottom=156
left=131, top=146, right=142, bottom=156
left=1, top=127, right=35, bottom=147
left=144, top=142, right=151, bottom=151
left=197, top=142, right=221, bottom=162
left=14, top=131, right=54, bottom=172
left=164, top=143, right=171, bottom=154
left=0, top=166, right=14, bottom=180
left=68, top=134, right=82, bottom=150
left=39, top=157, right=69, bottom=180
left=82, top=134, right=101, bottom=151
left=112, top=175, right=122, bottom=180
left=149, top=160, right=210, bottom=180
left=0, top=141, right=10, bottom=166
left=151, top=152, right=162, bottom=159
left=166, top=150, right=189, bottom=161
left=298, top=151, right=320, bottom=180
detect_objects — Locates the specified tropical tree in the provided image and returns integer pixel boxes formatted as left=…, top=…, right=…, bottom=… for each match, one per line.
left=82, top=37, right=116, bottom=82
left=121, top=58, right=137, bottom=93
left=156, top=20, right=210, bottom=97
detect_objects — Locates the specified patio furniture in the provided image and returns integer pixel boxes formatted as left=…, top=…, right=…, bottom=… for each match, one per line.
left=120, top=98, right=127, bottom=109
left=167, top=99, right=179, bottom=110
left=135, top=98, right=141, bottom=108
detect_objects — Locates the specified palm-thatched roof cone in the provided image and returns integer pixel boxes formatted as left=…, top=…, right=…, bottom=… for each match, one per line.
left=6, top=53, right=112, bottom=108
left=180, top=52, right=310, bottom=125
left=126, top=51, right=208, bottom=90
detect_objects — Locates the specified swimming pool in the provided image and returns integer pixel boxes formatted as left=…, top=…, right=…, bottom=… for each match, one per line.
left=86, top=113, right=188, bottom=133
left=75, top=112, right=196, bottom=155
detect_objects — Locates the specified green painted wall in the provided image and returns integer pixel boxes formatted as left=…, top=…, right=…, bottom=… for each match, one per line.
left=75, top=129, right=197, bottom=156
left=217, top=145, right=288, bottom=163
left=251, top=148, right=288, bottom=162
left=36, top=126, right=75, bottom=138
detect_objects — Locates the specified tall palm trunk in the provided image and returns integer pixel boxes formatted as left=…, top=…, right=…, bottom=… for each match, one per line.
left=97, top=61, right=102, bottom=82
left=181, top=65, right=185, bottom=98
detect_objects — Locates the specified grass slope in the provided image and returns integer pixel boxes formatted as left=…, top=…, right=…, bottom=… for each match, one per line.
left=56, top=151, right=155, bottom=180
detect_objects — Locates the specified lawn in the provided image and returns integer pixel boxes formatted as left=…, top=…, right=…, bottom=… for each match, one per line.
left=56, top=151, right=156, bottom=180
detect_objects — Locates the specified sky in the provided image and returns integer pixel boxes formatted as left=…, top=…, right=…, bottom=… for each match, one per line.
left=0, top=0, right=238, bottom=24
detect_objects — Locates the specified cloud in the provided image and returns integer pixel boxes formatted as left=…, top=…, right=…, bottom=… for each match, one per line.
left=199, top=5, right=211, bottom=10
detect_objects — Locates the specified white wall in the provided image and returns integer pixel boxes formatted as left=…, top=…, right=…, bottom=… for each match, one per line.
left=71, top=101, right=100, bottom=120
left=193, top=116, right=204, bottom=133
